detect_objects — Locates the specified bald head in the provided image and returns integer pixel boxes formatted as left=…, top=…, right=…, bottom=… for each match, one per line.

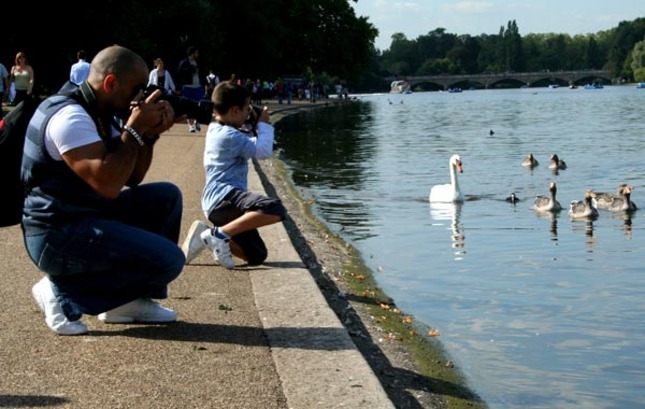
left=88, top=45, right=147, bottom=84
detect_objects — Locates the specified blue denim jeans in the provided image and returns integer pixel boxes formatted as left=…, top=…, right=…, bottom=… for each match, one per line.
left=24, top=182, right=185, bottom=320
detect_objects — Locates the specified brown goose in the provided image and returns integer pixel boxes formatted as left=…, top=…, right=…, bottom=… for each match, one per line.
left=548, top=154, right=567, bottom=170
left=594, top=183, right=629, bottom=210
left=532, top=182, right=562, bottom=213
left=522, top=153, right=539, bottom=168
left=569, top=191, right=599, bottom=219
left=605, top=185, right=638, bottom=212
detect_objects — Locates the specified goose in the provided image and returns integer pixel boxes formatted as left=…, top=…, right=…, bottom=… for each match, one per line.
left=532, top=182, right=562, bottom=213
left=522, top=153, right=539, bottom=168
left=548, top=154, right=567, bottom=170
left=605, top=185, right=638, bottom=212
left=594, top=183, right=629, bottom=210
left=569, top=191, right=599, bottom=219
left=429, top=154, right=464, bottom=203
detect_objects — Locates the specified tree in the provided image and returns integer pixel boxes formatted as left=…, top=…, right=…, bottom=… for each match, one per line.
left=630, top=35, right=645, bottom=81
left=2, top=0, right=377, bottom=93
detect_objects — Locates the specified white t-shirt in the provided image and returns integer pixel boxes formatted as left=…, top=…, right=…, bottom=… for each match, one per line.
left=45, top=104, right=119, bottom=160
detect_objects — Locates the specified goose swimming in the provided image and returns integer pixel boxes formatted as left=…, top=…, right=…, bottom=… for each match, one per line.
left=605, top=185, right=637, bottom=212
left=532, top=182, right=562, bottom=213
left=548, top=154, right=567, bottom=170
left=569, top=191, right=599, bottom=219
left=521, top=153, right=539, bottom=168
left=594, top=183, right=629, bottom=210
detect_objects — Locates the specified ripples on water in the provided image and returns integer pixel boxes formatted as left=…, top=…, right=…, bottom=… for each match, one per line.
left=274, top=87, right=645, bottom=409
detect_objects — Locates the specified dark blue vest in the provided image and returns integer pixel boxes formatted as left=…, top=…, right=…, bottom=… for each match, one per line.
left=21, top=92, right=114, bottom=235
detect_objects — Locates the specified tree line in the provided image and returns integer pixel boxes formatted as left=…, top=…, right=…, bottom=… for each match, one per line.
left=2, top=0, right=376, bottom=96
left=2, top=1, right=643, bottom=95
left=367, top=17, right=645, bottom=90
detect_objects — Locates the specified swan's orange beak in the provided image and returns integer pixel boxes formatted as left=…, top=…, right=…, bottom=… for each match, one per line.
left=456, top=161, right=463, bottom=173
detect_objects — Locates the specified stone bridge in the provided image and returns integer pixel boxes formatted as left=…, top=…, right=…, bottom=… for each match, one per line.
left=397, top=70, right=612, bottom=90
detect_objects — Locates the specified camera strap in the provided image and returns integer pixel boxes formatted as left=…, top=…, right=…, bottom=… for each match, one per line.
left=77, top=81, right=121, bottom=150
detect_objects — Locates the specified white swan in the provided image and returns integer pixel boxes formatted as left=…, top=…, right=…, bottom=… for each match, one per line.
left=429, top=154, right=464, bottom=203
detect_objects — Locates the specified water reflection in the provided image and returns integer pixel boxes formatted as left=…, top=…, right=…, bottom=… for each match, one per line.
left=535, top=212, right=559, bottom=240
left=611, top=211, right=634, bottom=239
left=274, top=89, right=645, bottom=409
left=429, top=202, right=465, bottom=257
left=570, top=219, right=598, bottom=250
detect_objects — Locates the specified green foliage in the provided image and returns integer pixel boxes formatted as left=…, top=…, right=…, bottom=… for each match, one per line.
left=2, top=0, right=377, bottom=93
left=630, top=36, right=645, bottom=72
left=373, top=17, right=645, bottom=86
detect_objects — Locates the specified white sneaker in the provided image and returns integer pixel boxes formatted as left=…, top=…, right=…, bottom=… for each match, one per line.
left=189, top=125, right=196, bottom=133
left=32, top=277, right=88, bottom=335
left=98, top=298, right=177, bottom=323
left=182, top=220, right=209, bottom=264
left=201, top=228, right=235, bottom=269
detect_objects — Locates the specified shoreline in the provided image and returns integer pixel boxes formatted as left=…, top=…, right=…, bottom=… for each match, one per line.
left=260, top=99, right=487, bottom=409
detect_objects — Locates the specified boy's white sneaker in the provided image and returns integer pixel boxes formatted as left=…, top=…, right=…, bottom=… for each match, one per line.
left=201, top=228, right=235, bottom=269
left=182, top=220, right=209, bottom=264
left=32, top=276, right=88, bottom=335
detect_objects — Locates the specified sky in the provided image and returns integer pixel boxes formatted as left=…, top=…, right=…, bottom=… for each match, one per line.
left=350, top=0, right=645, bottom=51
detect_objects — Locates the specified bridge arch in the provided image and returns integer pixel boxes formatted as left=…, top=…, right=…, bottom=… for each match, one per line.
left=397, top=70, right=612, bottom=90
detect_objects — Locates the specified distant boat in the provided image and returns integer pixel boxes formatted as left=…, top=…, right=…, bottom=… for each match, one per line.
left=584, top=83, right=604, bottom=89
left=637, top=82, right=645, bottom=89
left=448, top=87, right=462, bottom=93
left=390, top=80, right=412, bottom=94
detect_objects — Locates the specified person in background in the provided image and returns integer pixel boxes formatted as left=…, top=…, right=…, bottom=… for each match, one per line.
left=69, top=49, right=91, bottom=85
left=177, top=45, right=204, bottom=132
left=182, top=81, right=286, bottom=270
left=148, top=57, right=176, bottom=94
left=9, top=51, right=34, bottom=104
left=205, top=68, right=220, bottom=99
left=22, top=45, right=185, bottom=335
left=0, top=61, right=9, bottom=118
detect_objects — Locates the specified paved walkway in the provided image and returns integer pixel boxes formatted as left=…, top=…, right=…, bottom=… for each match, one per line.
left=0, top=101, right=395, bottom=408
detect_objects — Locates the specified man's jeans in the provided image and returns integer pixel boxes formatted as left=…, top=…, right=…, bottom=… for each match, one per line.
left=24, top=182, right=185, bottom=320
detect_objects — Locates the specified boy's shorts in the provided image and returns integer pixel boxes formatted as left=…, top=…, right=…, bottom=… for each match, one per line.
left=207, top=189, right=286, bottom=265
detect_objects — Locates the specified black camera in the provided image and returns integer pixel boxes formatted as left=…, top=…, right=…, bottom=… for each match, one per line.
left=244, top=105, right=264, bottom=135
left=143, top=85, right=214, bottom=125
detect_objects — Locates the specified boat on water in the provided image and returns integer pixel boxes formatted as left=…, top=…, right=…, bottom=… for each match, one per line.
left=584, top=83, right=604, bottom=89
left=390, top=80, right=412, bottom=94
left=447, top=87, right=463, bottom=93
left=637, top=82, right=645, bottom=89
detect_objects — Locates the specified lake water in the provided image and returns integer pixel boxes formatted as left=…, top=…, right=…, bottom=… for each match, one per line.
left=273, top=86, right=645, bottom=409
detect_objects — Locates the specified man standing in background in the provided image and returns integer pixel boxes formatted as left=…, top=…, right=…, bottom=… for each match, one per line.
left=177, top=46, right=204, bottom=132
left=69, top=50, right=91, bottom=86
left=0, top=60, right=8, bottom=118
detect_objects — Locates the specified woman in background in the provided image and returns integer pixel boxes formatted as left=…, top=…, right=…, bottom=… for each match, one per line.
left=147, top=58, right=176, bottom=94
left=10, top=51, right=34, bottom=104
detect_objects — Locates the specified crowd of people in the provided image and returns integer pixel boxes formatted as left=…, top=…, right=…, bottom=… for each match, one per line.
left=8, top=45, right=289, bottom=335
left=1, top=47, right=342, bottom=125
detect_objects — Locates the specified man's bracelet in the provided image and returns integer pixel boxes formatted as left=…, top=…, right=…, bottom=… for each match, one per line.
left=123, top=126, right=145, bottom=146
